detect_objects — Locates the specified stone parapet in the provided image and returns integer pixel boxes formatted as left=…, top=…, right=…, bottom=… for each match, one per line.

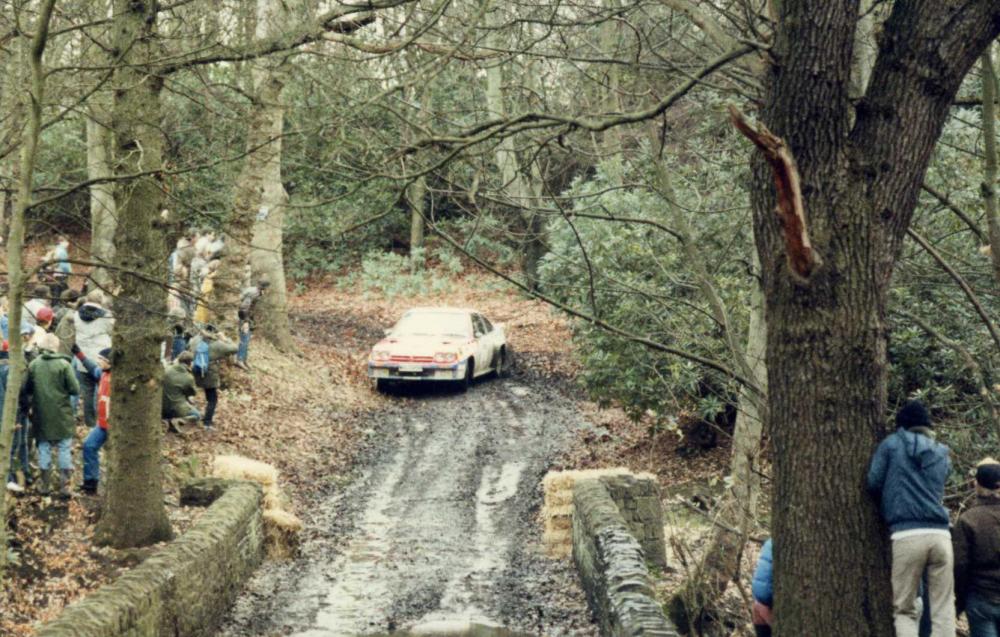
left=572, top=479, right=679, bottom=637
left=37, top=481, right=264, bottom=637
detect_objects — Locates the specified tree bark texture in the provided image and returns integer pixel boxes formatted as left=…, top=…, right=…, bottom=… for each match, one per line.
left=87, top=97, right=117, bottom=289
left=219, top=0, right=295, bottom=349
left=981, top=48, right=1000, bottom=287
left=752, top=2, right=1000, bottom=635
left=0, top=0, right=56, bottom=577
left=94, top=0, right=173, bottom=549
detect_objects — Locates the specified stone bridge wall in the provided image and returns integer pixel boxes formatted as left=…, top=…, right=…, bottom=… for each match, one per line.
left=572, top=478, right=679, bottom=637
left=36, top=481, right=263, bottom=637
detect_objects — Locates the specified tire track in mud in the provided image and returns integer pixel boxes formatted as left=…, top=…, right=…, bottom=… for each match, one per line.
left=219, top=379, right=597, bottom=637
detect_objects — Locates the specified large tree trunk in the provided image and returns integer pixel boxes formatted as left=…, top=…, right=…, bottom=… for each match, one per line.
left=87, top=97, right=117, bottom=289
left=0, top=0, right=56, bottom=578
left=219, top=0, right=295, bottom=349
left=94, top=0, right=172, bottom=549
left=751, top=2, right=1000, bottom=635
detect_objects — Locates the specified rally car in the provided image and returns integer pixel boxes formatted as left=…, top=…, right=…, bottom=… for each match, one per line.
left=368, top=307, right=509, bottom=391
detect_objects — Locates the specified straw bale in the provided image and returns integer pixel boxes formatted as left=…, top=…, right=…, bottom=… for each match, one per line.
left=263, top=509, right=303, bottom=560
left=541, top=468, right=635, bottom=559
left=211, top=454, right=279, bottom=487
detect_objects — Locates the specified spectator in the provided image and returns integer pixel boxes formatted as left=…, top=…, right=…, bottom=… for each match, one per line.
left=26, top=306, right=54, bottom=356
left=187, top=325, right=237, bottom=431
left=953, top=458, right=1000, bottom=636
left=193, top=260, right=219, bottom=325
left=23, top=284, right=50, bottom=326
left=237, top=278, right=269, bottom=369
left=51, top=236, right=71, bottom=296
left=24, top=333, right=80, bottom=498
left=53, top=290, right=79, bottom=358
left=2, top=341, right=30, bottom=494
left=162, top=351, right=200, bottom=426
left=751, top=538, right=773, bottom=637
left=167, top=307, right=190, bottom=362
left=867, top=400, right=954, bottom=637
left=72, top=289, right=114, bottom=429
left=73, top=346, right=111, bottom=495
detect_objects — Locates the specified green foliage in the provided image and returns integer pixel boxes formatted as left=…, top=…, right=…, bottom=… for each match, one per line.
left=540, top=150, right=753, bottom=429
left=340, top=249, right=458, bottom=298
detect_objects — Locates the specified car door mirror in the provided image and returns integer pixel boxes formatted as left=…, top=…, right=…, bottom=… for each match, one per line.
left=383, top=328, right=393, bottom=337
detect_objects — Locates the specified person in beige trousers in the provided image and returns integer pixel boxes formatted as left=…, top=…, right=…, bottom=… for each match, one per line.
left=867, top=400, right=955, bottom=637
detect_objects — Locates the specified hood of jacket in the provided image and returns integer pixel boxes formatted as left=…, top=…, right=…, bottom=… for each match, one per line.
left=77, top=303, right=106, bottom=322
left=898, top=427, right=945, bottom=471
left=39, top=351, right=71, bottom=363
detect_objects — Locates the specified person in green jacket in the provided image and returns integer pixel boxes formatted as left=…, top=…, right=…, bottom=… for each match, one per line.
left=188, top=325, right=237, bottom=431
left=24, top=333, right=79, bottom=497
left=162, top=351, right=200, bottom=424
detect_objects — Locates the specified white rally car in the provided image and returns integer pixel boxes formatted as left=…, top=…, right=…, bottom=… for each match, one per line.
left=368, top=307, right=509, bottom=391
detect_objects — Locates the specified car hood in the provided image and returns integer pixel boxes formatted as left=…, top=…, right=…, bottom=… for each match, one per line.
left=372, top=335, right=469, bottom=357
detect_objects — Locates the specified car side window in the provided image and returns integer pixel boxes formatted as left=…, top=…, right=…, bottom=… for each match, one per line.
left=472, top=315, right=488, bottom=337
left=480, top=316, right=494, bottom=333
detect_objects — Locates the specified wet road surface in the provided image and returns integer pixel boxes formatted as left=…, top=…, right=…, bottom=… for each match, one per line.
left=219, top=377, right=597, bottom=636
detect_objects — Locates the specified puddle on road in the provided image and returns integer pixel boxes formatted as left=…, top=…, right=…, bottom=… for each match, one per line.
left=371, top=619, right=533, bottom=636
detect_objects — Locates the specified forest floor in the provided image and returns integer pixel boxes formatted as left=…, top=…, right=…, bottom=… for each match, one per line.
left=0, top=268, right=736, bottom=636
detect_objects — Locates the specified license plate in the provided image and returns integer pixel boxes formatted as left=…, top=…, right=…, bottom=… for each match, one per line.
left=399, top=365, right=423, bottom=373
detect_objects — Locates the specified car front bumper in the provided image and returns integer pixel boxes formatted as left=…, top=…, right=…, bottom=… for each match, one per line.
left=368, top=361, right=466, bottom=381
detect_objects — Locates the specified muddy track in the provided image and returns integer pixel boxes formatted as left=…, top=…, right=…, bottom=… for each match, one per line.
left=219, top=375, right=597, bottom=636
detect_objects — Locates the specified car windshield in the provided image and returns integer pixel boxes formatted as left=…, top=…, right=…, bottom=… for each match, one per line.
left=391, top=312, right=471, bottom=338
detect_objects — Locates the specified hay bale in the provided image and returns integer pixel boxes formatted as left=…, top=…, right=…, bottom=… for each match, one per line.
left=211, top=454, right=279, bottom=487
left=263, top=508, right=303, bottom=560
left=541, top=467, right=634, bottom=559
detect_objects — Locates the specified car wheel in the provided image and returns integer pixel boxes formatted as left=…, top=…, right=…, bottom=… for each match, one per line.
left=457, top=358, right=473, bottom=392
left=495, top=347, right=510, bottom=378
left=375, top=378, right=392, bottom=393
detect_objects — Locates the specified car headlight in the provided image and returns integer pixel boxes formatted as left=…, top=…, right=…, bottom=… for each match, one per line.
left=434, top=352, right=458, bottom=363
left=372, top=350, right=390, bottom=362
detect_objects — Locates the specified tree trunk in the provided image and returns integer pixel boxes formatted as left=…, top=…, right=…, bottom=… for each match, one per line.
left=981, top=47, right=1000, bottom=286
left=87, top=97, right=117, bottom=289
left=408, top=175, right=426, bottom=260
left=0, top=0, right=56, bottom=578
left=94, top=0, right=172, bottom=549
left=483, top=34, right=545, bottom=292
left=653, top=127, right=767, bottom=628
left=219, top=0, right=295, bottom=349
left=751, top=3, right=1000, bottom=635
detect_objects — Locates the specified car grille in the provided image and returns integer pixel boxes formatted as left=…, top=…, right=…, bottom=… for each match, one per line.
left=389, top=355, right=434, bottom=363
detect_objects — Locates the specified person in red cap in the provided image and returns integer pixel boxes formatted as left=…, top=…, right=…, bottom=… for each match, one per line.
left=954, top=458, right=1000, bottom=636
left=26, top=305, right=55, bottom=360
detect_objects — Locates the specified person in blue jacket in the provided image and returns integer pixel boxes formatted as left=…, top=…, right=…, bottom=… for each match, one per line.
left=867, top=400, right=954, bottom=637
left=751, top=539, right=773, bottom=637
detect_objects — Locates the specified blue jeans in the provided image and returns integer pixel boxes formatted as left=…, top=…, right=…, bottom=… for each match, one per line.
left=82, top=426, right=107, bottom=483
left=38, top=438, right=72, bottom=471
left=968, top=592, right=1000, bottom=637
left=8, top=421, right=30, bottom=482
left=237, top=328, right=251, bottom=364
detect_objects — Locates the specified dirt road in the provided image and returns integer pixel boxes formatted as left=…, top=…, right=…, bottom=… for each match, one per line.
left=219, top=374, right=597, bottom=636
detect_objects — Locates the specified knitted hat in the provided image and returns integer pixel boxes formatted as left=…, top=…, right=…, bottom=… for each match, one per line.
left=977, top=461, right=1000, bottom=490
left=36, top=306, right=54, bottom=323
left=896, top=400, right=932, bottom=430
left=97, top=347, right=112, bottom=362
